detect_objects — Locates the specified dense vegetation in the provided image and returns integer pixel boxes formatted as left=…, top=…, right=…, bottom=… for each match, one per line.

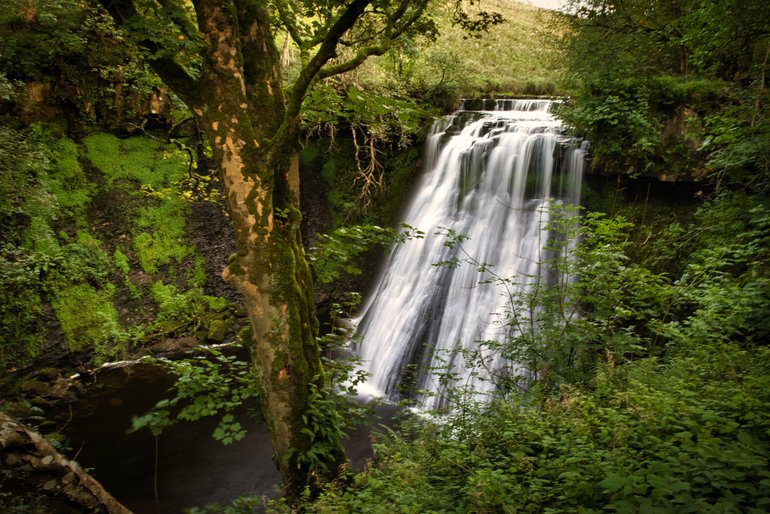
left=297, top=1, right=770, bottom=512
left=1, top=0, right=769, bottom=512
left=556, top=0, right=770, bottom=188
left=306, top=193, right=770, bottom=513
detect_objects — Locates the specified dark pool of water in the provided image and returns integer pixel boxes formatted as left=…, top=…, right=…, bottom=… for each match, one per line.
left=60, top=362, right=397, bottom=513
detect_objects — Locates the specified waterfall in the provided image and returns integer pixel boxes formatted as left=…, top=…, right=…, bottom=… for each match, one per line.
left=354, top=99, right=587, bottom=411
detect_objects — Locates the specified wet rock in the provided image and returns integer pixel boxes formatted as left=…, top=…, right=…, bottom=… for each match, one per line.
left=149, top=336, right=198, bottom=354
left=19, top=379, right=53, bottom=397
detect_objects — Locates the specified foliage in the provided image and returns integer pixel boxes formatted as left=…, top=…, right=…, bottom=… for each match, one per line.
left=0, top=126, right=118, bottom=366
left=27, top=124, right=95, bottom=221
left=308, top=189, right=770, bottom=513
left=0, top=0, right=170, bottom=126
left=183, top=496, right=264, bottom=514
left=420, top=0, right=560, bottom=96
left=0, top=245, right=45, bottom=368
left=83, top=132, right=188, bottom=188
left=84, top=131, right=199, bottom=278
left=671, top=193, right=770, bottom=346
left=0, top=126, right=58, bottom=249
left=148, top=281, right=235, bottom=339
left=133, top=198, right=193, bottom=274
left=556, top=0, right=770, bottom=187
left=342, top=0, right=562, bottom=103
left=131, top=348, right=260, bottom=445
left=701, top=90, right=770, bottom=190
left=0, top=123, right=222, bottom=369
left=428, top=206, right=674, bottom=399
left=309, top=225, right=397, bottom=284
left=313, top=341, right=770, bottom=513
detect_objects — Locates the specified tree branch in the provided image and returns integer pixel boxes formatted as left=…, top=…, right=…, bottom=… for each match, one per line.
left=319, top=0, right=428, bottom=79
left=274, top=0, right=309, bottom=53
left=96, top=0, right=201, bottom=105
left=268, top=0, right=431, bottom=162
left=233, top=0, right=284, bottom=129
left=269, top=0, right=373, bottom=160
left=318, top=43, right=389, bottom=79
left=156, top=0, right=199, bottom=41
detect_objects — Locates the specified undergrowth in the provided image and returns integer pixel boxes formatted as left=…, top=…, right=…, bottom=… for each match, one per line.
left=0, top=124, right=234, bottom=367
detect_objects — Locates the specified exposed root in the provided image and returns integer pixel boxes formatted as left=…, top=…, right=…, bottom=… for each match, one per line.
left=351, top=127, right=385, bottom=212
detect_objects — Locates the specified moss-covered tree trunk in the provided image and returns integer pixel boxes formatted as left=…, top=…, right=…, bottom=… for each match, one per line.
left=187, top=1, right=346, bottom=496
left=98, top=0, right=346, bottom=496
left=96, top=0, right=432, bottom=497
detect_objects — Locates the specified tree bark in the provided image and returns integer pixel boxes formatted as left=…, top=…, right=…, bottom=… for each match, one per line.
left=185, top=0, right=346, bottom=496
left=94, top=0, right=430, bottom=498
left=0, top=411, right=133, bottom=514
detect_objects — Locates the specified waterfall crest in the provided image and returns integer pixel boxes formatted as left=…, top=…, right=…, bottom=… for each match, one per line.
left=354, top=99, right=587, bottom=410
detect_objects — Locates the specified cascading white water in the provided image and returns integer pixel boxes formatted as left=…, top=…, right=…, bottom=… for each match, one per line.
left=354, top=99, right=587, bottom=410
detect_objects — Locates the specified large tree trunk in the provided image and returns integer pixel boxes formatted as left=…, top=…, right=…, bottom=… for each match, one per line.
left=205, top=112, right=347, bottom=495
left=95, top=0, right=387, bottom=498
left=220, top=148, right=347, bottom=497
left=0, top=411, right=132, bottom=514
left=188, top=0, right=346, bottom=497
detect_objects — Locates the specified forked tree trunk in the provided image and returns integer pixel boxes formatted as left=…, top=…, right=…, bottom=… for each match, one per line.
left=203, top=113, right=346, bottom=495
left=187, top=1, right=346, bottom=497
left=96, top=0, right=360, bottom=498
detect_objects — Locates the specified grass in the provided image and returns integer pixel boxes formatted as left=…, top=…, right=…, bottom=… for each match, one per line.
left=349, top=0, right=565, bottom=98
left=281, top=1, right=566, bottom=108
left=423, top=0, right=564, bottom=95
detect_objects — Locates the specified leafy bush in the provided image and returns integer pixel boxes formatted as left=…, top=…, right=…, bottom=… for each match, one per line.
left=312, top=342, right=770, bottom=513
left=47, top=231, right=112, bottom=289
left=0, top=245, right=45, bottom=367
left=309, top=225, right=398, bottom=284
left=0, top=126, right=58, bottom=250
left=132, top=348, right=260, bottom=445
left=0, top=126, right=115, bottom=366
left=671, top=193, right=770, bottom=346
left=151, top=281, right=199, bottom=324
left=308, top=191, right=770, bottom=513
left=27, top=125, right=95, bottom=221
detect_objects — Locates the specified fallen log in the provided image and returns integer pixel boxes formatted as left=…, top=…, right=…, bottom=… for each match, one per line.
left=0, top=410, right=132, bottom=513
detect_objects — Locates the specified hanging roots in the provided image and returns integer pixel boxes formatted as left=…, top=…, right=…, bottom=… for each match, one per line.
left=352, top=127, right=385, bottom=212
left=306, top=121, right=338, bottom=150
